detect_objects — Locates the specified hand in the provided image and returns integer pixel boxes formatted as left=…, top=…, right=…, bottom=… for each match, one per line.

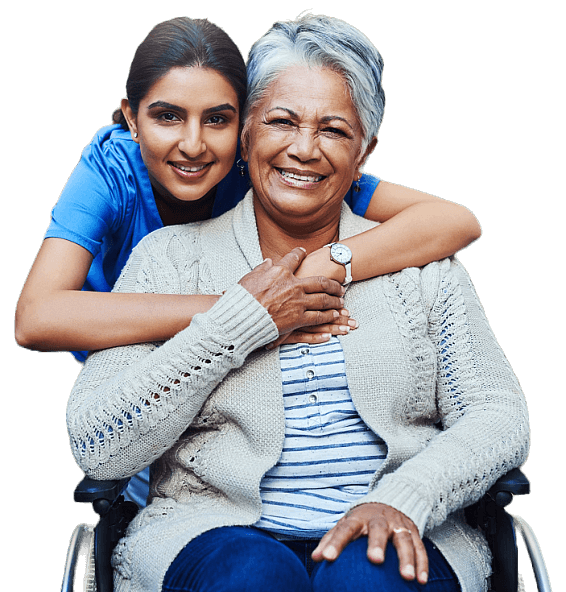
left=238, top=247, right=345, bottom=336
left=266, top=309, right=358, bottom=349
left=312, top=503, right=429, bottom=585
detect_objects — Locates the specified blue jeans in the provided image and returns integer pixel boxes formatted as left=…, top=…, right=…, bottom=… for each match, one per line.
left=162, top=526, right=461, bottom=591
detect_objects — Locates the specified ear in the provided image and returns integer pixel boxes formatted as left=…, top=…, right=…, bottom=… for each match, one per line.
left=239, top=121, right=250, bottom=162
left=121, top=98, right=139, bottom=143
left=354, top=136, right=377, bottom=178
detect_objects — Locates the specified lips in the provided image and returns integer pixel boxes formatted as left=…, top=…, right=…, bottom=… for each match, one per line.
left=169, top=161, right=212, bottom=176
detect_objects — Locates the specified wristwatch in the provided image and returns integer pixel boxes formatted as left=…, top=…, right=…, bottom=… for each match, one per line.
left=325, top=242, right=352, bottom=286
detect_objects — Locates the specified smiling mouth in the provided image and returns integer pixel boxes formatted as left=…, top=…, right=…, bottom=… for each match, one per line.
left=276, top=168, right=325, bottom=184
left=169, top=162, right=212, bottom=174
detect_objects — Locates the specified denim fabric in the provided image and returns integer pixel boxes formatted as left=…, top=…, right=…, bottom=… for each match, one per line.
left=162, top=526, right=461, bottom=592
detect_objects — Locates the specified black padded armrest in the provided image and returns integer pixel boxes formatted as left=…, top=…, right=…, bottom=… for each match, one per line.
left=74, top=477, right=131, bottom=515
left=488, top=468, right=530, bottom=508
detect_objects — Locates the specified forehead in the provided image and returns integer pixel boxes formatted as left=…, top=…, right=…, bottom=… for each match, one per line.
left=142, top=66, right=238, bottom=109
left=260, top=66, right=358, bottom=123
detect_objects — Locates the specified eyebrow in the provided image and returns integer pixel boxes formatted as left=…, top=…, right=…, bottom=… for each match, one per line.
left=147, top=100, right=237, bottom=115
left=267, top=107, right=354, bottom=130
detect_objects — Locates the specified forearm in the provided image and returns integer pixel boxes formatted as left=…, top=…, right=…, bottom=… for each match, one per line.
left=68, top=285, right=278, bottom=479
left=15, top=289, right=219, bottom=352
left=298, top=201, right=481, bottom=282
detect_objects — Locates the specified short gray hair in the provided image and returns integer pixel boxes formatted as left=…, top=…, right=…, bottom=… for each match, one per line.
left=245, top=14, right=385, bottom=150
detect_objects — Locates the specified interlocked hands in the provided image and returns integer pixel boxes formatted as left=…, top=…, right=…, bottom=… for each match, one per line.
left=239, top=247, right=346, bottom=337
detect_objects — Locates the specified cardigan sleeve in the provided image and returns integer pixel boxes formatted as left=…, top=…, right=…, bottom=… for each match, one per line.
left=354, top=258, right=530, bottom=535
left=66, top=234, right=279, bottom=480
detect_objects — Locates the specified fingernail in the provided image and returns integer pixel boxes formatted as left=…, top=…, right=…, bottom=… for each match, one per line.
left=348, top=319, right=358, bottom=328
left=419, top=571, right=428, bottom=584
left=402, top=565, right=415, bottom=579
left=339, top=325, right=350, bottom=333
left=333, top=310, right=340, bottom=318
left=341, top=309, right=350, bottom=316
left=298, top=247, right=307, bottom=253
left=372, top=547, right=384, bottom=563
left=325, top=545, right=337, bottom=560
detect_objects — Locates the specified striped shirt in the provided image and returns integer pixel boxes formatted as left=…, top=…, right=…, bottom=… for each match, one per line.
left=254, top=337, right=387, bottom=539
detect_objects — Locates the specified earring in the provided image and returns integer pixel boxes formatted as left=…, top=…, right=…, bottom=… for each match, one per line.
left=354, top=174, right=361, bottom=192
left=236, top=159, right=246, bottom=177
left=134, top=132, right=138, bottom=139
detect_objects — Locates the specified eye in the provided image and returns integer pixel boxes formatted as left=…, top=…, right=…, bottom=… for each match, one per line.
left=267, top=117, right=295, bottom=128
left=321, top=126, right=348, bottom=138
left=206, top=114, right=228, bottom=125
left=157, top=112, right=180, bottom=123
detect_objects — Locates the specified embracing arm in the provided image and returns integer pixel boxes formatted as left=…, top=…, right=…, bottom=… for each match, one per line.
left=67, top=243, right=343, bottom=478
left=15, top=238, right=220, bottom=352
left=298, top=181, right=481, bottom=282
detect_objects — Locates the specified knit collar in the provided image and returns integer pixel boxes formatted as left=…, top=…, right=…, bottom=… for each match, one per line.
left=232, top=189, right=378, bottom=270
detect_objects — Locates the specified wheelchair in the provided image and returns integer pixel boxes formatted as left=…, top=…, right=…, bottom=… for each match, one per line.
left=61, top=468, right=552, bottom=592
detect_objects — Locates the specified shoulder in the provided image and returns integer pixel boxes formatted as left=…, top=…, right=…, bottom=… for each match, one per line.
left=339, top=200, right=379, bottom=239
left=134, top=205, right=237, bottom=260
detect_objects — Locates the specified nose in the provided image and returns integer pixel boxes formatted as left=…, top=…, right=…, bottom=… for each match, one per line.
left=178, top=121, right=206, bottom=158
left=287, top=126, right=322, bottom=162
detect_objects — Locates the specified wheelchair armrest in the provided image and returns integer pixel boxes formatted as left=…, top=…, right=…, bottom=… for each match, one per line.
left=488, top=468, right=530, bottom=508
left=74, top=477, right=131, bottom=516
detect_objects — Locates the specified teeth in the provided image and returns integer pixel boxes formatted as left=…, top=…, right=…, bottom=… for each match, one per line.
left=279, top=169, right=323, bottom=183
left=174, top=163, right=207, bottom=172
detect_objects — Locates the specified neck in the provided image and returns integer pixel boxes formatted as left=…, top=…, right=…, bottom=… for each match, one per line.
left=153, top=185, right=216, bottom=226
left=254, top=195, right=341, bottom=260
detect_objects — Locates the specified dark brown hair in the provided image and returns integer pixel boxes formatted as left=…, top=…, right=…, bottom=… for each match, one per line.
left=112, top=17, right=247, bottom=129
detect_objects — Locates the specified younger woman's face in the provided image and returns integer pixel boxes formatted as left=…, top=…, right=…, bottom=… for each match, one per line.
left=126, top=67, right=240, bottom=204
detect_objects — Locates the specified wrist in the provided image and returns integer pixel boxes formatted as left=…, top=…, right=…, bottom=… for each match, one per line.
left=295, top=248, right=346, bottom=283
left=325, top=242, right=352, bottom=286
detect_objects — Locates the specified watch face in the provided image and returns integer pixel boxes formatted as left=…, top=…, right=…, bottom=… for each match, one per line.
left=331, top=243, right=352, bottom=264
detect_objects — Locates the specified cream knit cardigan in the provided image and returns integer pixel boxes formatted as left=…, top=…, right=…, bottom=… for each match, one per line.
left=67, top=192, right=529, bottom=592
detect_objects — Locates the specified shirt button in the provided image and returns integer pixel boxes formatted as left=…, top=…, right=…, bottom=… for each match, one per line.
left=309, top=394, right=318, bottom=404
left=301, top=348, right=310, bottom=355
left=306, top=369, right=315, bottom=379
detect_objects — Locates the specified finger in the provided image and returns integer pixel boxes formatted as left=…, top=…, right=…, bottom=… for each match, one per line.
left=303, top=292, right=345, bottom=313
left=391, top=528, right=417, bottom=581
left=312, top=516, right=362, bottom=562
left=413, top=534, right=429, bottom=585
left=302, top=315, right=358, bottom=333
left=272, top=332, right=333, bottom=347
left=366, top=517, right=389, bottom=564
left=300, top=275, right=345, bottom=297
left=302, top=310, right=344, bottom=328
left=275, top=247, right=308, bottom=273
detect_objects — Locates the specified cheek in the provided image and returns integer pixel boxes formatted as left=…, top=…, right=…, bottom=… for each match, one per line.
left=139, top=129, right=172, bottom=165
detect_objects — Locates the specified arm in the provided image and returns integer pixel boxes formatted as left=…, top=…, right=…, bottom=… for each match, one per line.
left=15, top=238, right=220, bottom=352
left=312, top=259, right=529, bottom=581
left=297, top=180, right=481, bottom=282
left=67, top=244, right=343, bottom=478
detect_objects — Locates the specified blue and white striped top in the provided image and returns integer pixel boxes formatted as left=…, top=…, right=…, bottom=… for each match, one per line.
left=254, top=337, right=387, bottom=539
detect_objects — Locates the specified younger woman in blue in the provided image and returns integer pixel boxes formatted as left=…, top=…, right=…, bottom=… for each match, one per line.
left=16, top=18, right=481, bottom=504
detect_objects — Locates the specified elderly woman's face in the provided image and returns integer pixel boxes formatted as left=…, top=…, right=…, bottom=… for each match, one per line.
left=242, top=66, right=369, bottom=227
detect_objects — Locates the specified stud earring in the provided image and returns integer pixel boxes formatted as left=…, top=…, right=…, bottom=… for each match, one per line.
left=134, top=132, right=138, bottom=139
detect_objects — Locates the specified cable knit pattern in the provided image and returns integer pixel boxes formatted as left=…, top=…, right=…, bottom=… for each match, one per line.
left=66, top=192, right=529, bottom=592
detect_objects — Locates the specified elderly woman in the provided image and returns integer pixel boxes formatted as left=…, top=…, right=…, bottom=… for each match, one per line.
left=67, top=14, right=529, bottom=592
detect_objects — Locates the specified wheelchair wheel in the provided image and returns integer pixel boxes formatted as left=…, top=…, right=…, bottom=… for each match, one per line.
left=518, top=574, right=525, bottom=592
left=85, top=529, right=96, bottom=592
